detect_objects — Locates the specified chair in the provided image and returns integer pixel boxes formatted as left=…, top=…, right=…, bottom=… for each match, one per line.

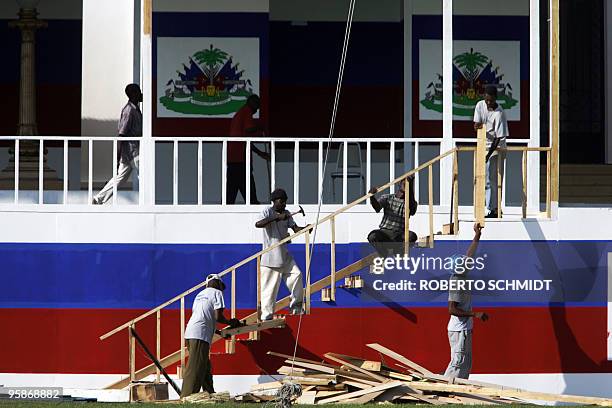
left=330, top=143, right=365, bottom=201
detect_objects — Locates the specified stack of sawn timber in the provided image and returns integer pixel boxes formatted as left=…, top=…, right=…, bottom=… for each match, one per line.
left=243, top=343, right=612, bottom=406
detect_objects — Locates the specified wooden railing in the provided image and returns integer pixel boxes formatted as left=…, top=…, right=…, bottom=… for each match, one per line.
left=98, top=138, right=553, bottom=389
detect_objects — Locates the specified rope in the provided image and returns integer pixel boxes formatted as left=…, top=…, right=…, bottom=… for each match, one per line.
left=287, top=0, right=356, bottom=378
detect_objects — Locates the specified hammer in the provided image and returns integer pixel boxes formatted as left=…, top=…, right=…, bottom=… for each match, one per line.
left=288, top=205, right=305, bottom=217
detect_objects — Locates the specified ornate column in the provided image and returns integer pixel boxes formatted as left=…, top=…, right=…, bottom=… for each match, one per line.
left=0, top=0, right=61, bottom=191
left=11, top=2, right=46, bottom=136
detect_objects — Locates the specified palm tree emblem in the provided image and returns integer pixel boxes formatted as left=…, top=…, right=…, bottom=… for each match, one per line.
left=194, top=44, right=229, bottom=96
left=453, top=48, right=489, bottom=91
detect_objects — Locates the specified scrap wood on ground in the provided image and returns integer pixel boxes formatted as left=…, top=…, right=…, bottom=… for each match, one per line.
left=238, top=343, right=612, bottom=406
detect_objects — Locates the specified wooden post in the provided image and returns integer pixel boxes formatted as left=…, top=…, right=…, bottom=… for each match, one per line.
left=156, top=311, right=160, bottom=383
left=546, top=149, right=551, bottom=218
left=428, top=165, right=434, bottom=246
left=305, top=228, right=311, bottom=314
left=452, top=151, right=459, bottom=233
left=522, top=150, right=528, bottom=219
left=230, top=268, right=236, bottom=353
left=180, top=297, right=185, bottom=378
left=550, top=0, right=560, bottom=211
left=403, top=177, right=410, bottom=254
left=129, top=324, right=135, bottom=383
left=330, top=217, right=336, bottom=301
left=253, top=255, right=261, bottom=341
left=497, top=150, right=502, bottom=218
left=474, top=127, right=486, bottom=225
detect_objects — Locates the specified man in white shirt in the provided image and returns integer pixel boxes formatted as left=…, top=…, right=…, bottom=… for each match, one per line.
left=473, top=85, right=509, bottom=218
left=255, top=188, right=306, bottom=321
left=181, top=274, right=242, bottom=398
left=444, top=223, right=489, bottom=379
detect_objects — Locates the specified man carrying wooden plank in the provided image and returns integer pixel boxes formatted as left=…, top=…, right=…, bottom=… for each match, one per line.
left=474, top=85, right=509, bottom=218
left=444, top=223, right=489, bottom=379
left=181, top=274, right=242, bottom=398
left=255, top=188, right=307, bottom=321
left=367, top=176, right=418, bottom=257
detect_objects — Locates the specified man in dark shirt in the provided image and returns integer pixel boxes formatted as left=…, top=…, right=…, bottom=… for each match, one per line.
left=367, top=175, right=418, bottom=257
left=227, top=94, right=269, bottom=204
left=93, top=83, right=142, bottom=204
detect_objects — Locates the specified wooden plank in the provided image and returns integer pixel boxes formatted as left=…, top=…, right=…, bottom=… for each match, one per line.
left=546, top=149, right=551, bottom=217
left=324, top=353, right=387, bottom=383
left=219, top=318, right=285, bottom=337
left=155, top=311, right=160, bottom=383
left=250, top=381, right=282, bottom=391
left=277, top=367, right=336, bottom=380
left=143, top=0, right=152, bottom=35
left=474, top=126, right=487, bottom=224
left=330, top=216, right=336, bottom=300
left=360, top=360, right=382, bottom=372
left=315, top=390, right=347, bottom=398
left=317, top=381, right=403, bottom=404
left=281, top=376, right=333, bottom=386
left=344, top=390, right=386, bottom=404
left=406, top=381, right=612, bottom=406
left=341, top=380, right=374, bottom=390
left=305, top=229, right=311, bottom=314
left=129, top=325, right=135, bottom=382
left=296, top=391, right=316, bottom=404
left=365, top=343, right=433, bottom=376
left=453, top=150, right=459, bottom=233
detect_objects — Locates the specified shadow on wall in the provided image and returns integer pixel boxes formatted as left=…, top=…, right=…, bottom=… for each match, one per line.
left=522, top=220, right=612, bottom=398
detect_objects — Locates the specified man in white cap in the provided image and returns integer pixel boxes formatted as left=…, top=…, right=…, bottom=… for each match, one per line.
left=444, top=223, right=489, bottom=379
left=181, top=274, right=242, bottom=398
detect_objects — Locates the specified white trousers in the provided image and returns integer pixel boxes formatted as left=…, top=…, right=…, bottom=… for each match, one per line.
left=260, top=260, right=303, bottom=320
left=94, top=156, right=139, bottom=204
left=444, top=329, right=473, bottom=379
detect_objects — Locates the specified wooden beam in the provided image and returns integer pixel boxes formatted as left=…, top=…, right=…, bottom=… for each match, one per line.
left=305, top=229, right=311, bottom=314
left=452, top=150, right=459, bottom=233
left=129, top=325, right=135, bottom=382
left=474, top=127, right=486, bottom=224
left=550, top=0, right=560, bottom=205
left=330, top=217, right=336, bottom=300
left=522, top=150, right=527, bottom=219
left=155, top=311, right=160, bottom=383
left=180, top=297, right=185, bottom=378
left=546, top=149, right=551, bottom=217
left=143, top=0, right=151, bottom=35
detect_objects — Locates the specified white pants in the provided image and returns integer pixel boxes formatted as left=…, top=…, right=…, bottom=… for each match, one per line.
left=444, top=329, right=473, bottom=379
left=94, top=156, right=139, bottom=204
left=485, top=151, right=506, bottom=213
left=260, top=260, right=303, bottom=320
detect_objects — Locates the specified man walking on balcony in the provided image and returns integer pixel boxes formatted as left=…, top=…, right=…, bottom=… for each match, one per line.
left=227, top=94, right=270, bottom=204
left=255, top=188, right=306, bottom=320
left=474, top=85, right=509, bottom=218
left=181, top=274, right=242, bottom=398
left=444, top=223, right=489, bottom=379
left=92, top=83, right=142, bottom=205
left=367, top=175, right=418, bottom=257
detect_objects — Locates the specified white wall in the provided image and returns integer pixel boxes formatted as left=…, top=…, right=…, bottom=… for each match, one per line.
left=81, top=0, right=138, bottom=182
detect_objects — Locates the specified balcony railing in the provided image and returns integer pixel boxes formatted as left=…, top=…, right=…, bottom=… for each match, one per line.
left=0, top=136, right=544, bottom=215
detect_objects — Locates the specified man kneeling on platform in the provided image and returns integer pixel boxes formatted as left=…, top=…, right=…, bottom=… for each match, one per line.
left=181, top=274, right=242, bottom=398
left=367, top=175, right=418, bottom=257
left=255, top=188, right=306, bottom=321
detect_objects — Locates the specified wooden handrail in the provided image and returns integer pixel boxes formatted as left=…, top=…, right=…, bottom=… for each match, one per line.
left=99, top=147, right=459, bottom=341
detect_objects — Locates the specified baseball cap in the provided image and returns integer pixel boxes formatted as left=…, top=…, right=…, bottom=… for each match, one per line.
left=205, top=273, right=225, bottom=289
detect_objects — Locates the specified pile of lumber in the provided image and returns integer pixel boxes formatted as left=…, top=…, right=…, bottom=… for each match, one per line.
left=244, top=343, right=612, bottom=406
